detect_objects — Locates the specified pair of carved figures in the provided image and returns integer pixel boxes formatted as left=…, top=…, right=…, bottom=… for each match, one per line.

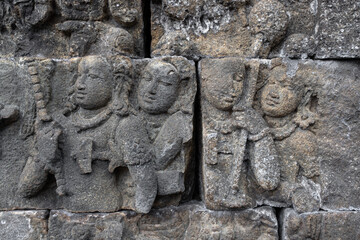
left=202, top=59, right=319, bottom=211
left=18, top=56, right=194, bottom=214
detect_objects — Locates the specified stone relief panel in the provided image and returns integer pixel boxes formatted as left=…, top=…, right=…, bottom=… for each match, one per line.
left=0, top=0, right=144, bottom=57
left=200, top=57, right=360, bottom=212
left=0, top=56, right=195, bottom=214
left=48, top=203, right=278, bottom=240
left=151, top=0, right=360, bottom=59
left=0, top=58, right=58, bottom=210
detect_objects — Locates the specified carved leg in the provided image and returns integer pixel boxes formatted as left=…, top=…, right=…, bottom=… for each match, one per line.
left=128, top=162, right=157, bottom=214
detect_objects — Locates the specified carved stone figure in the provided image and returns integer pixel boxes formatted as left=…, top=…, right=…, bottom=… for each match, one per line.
left=201, top=58, right=280, bottom=209
left=17, top=56, right=157, bottom=213
left=260, top=62, right=320, bottom=213
left=135, top=57, right=196, bottom=204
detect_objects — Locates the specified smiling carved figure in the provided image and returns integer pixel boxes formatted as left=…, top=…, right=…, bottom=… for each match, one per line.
left=261, top=66, right=303, bottom=118
left=260, top=64, right=320, bottom=213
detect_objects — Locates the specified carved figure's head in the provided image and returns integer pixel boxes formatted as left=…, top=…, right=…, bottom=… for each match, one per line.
left=261, top=66, right=304, bottom=117
left=203, top=60, right=245, bottom=111
left=75, top=56, right=113, bottom=110
left=64, top=55, right=132, bottom=115
left=138, top=60, right=181, bottom=114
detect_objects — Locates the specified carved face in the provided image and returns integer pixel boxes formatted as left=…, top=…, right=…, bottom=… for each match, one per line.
left=138, top=60, right=180, bottom=114
left=75, top=56, right=113, bottom=110
left=204, top=65, right=245, bottom=111
left=261, top=67, right=303, bottom=117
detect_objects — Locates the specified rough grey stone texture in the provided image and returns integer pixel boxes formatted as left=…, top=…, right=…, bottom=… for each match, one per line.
left=0, top=210, right=48, bottom=240
left=1, top=56, right=196, bottom=214
left=48, top=202, right=278, bottom=240
left=280, top=208, right=360, bottom=240
left=152, top=0, right=360, bottom=59
left=315, top=0, right=360, bottom=59
left=0, top=0, right=144, bottom=57
left=151, top=0, right=289, bottom=59
left=200, top=57, right=360, bottom=212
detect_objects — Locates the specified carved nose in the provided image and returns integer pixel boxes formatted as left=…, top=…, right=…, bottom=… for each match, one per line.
left=148, top=81, right=158, bottom=94
left=77, top=83, right=86, bottom=90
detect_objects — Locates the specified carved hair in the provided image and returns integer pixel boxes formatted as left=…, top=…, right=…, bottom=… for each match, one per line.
left=63, top=56, right=133, bottom=116
left=160, top=57, right=196, bottom=115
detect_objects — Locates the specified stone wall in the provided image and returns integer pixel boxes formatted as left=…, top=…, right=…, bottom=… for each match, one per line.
left=0, top=0, right=359, bottom=239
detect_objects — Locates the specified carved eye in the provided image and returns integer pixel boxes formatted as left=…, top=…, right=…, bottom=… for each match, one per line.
left=89, top=74, right=99, bottom=79
left=142, top=73, right=151, bottom=82
left=168, top=70, right=175, bottom=76
left=160, top=81, right=172, bottom=86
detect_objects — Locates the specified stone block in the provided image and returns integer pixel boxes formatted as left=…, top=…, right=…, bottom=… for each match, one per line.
left=1, top=56, right=196, bottom=214
left=48, top=202, right=278, bottom=240
left=200, top=57, right=360, bottom=212
left=0, top=210, right=48, bottom=240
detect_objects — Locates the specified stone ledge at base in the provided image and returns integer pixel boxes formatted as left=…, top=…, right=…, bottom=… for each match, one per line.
left=280, top=208, right=360, bottom=240
left=46, top=202, right=278, bottom=239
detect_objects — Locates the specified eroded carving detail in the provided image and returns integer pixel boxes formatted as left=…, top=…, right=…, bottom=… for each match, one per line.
left=136, top=58, right=196, bottom=201
left=16, top=56, right=195, bottom=214
left=201, top=58, right=280, bottom=209
left=151, top=0, right=289, bottom=59
left=260, top=61, right=320, bottom=213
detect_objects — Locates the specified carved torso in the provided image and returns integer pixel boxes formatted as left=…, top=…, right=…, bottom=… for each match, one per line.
left=53, top=111, right=122, bottom=212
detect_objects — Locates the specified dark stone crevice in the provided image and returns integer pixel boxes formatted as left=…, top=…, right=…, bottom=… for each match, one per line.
left=274, top=207, right=285, bottom=240
left=191, top=59, right=202, bottom=201
left=142, top=0, right=152, bottom=58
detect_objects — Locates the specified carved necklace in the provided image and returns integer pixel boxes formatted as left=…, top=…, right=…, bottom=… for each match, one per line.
left=72, top=107, right=113, bottom=132
left=270, top=121, right=297, bottom=141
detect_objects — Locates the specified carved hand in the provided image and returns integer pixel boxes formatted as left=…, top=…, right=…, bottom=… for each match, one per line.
left=36, top=124, right=62, bottom=167
left=232, top=108, right=267, bottom=134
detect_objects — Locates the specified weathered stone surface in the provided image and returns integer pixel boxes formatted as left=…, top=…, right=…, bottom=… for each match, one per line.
left=0, top=0, right=144, bottom=57
left=0, top=210, right=48, bottom=240
left=1, top=56, right=196, bottom=214
left=48, top=202, right=278, bottom=240
left=280, top=208, right=360, bottom=240
left=151, top=0, right=289, bottom=59
left=200, top=57, right=360, bottom=212
left=315, top=0, right=360, bottom=59
left=152, top=0, right=360, bottom=59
